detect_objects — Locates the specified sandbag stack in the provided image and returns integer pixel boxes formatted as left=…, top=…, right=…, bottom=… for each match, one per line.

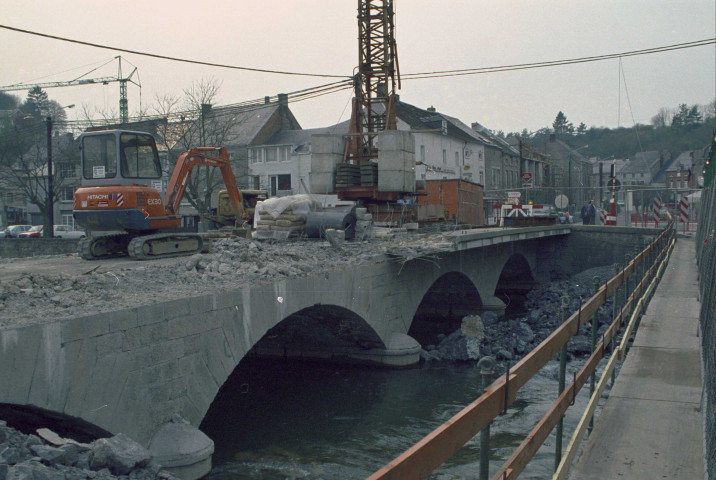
left=253, top=195, right=321, bottom=240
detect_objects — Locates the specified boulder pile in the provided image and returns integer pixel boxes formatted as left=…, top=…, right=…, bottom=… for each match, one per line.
left=0, top=421, right=177, bottom=480
left=423, top=265, right=621, bottom=364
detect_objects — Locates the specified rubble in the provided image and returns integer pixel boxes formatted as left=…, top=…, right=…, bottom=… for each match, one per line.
left=0, top=421, right=177, bottom=480
left=424, top=265, right=620, bottom=364
left=0, top=232, right=456, bottom=328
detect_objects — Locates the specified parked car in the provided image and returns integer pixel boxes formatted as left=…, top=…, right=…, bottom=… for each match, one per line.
left=532, top=204, right=557, bottom=217
left=18, top=225, right=43, bottom=238
left=1, top=224, right=32, bottom=238
left=53, top=225, right=86, bottom=239
left=557, top=212, right=573, bottom=224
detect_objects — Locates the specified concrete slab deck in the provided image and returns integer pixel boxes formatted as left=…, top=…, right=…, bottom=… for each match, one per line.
left=568, top=237, right=704, bottom=480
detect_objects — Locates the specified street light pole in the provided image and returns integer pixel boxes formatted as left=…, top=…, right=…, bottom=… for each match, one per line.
left=44, top=104, right=74, bottom=238
left=45, top=116, right=54, bottom=238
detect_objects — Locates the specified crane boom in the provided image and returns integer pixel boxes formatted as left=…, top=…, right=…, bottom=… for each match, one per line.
left=0, top=56, right=139, bottom=123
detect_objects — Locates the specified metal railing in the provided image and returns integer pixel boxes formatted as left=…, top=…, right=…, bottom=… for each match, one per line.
left=696, top=180, right=715, bottom=480
left=367, top=223, right=676, bottom=480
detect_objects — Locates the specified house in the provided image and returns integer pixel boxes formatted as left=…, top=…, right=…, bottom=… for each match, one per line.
left=618, top=151, right=668, bottom=187
left=249, top=123, right=348, bottom=196
left=170, top=94, right=301, bottom=190
left=540, top=135, right=592, bottom=208
left=253, top=100, right=490, bottom=198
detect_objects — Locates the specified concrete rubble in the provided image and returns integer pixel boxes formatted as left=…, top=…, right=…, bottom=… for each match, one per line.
left=0, top=232, right=456, bottom=328
left=0, top=420, right=178, bottom=480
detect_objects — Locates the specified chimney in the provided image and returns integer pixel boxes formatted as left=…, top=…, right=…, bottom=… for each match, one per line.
left=549, top=133, right=556, bottom=143
left=277, top=93, right=288, bottom=106
left=264, top=96, right=271, bottom=104
left=427, top=106, right=436, bottom=112
left=201, top=103, right=212, bottom=117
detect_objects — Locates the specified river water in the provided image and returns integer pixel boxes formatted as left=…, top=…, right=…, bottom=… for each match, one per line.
left=201, top=355, right=605, bottom=480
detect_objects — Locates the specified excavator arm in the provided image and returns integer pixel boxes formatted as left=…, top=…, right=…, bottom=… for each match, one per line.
left=164, top=147, right=248, bottom=220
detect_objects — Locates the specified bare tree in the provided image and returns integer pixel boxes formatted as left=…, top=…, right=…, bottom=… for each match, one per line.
left=651, top=107, right=672, bottom=128
left=152, top=77, right=236, bottom=230
left=0, top=122, right=77, bottom=229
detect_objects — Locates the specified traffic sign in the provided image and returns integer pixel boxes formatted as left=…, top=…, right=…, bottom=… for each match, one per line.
left=555, top=194, right=569, bottom=209
left=607, top=178, right=621, bottom=191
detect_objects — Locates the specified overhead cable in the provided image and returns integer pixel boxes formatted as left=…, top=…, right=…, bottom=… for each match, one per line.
left=0, top=24, right=346, bottom=79
left=402, top=38, right=716, bottom=80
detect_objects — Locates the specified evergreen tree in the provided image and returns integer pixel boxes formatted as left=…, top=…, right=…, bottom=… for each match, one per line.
left=23, top=86, right=50, bottom=120
left=552, top=111, right=570, bottom=135
left=671, top=103, right=701, bottom=128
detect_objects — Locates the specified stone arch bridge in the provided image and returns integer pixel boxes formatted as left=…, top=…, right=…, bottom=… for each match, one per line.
left=1, top=225, right=652, bottom=476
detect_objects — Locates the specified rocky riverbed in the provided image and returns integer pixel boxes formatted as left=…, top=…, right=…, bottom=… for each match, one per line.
left=423, top=264, right=621, bottom=365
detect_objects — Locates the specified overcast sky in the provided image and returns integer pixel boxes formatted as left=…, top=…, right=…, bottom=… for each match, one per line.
left=1, top=1, right=714, bottom=134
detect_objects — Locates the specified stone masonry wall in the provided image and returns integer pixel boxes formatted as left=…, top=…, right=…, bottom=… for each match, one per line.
left=0, top=238, right=79, bottom=258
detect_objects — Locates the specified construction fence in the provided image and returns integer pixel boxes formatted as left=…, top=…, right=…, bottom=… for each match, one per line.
left=696, top=179, right=715, bottom=480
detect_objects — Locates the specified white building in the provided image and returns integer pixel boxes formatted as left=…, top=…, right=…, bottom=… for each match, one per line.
left=248, top=101, right=489, bottom=195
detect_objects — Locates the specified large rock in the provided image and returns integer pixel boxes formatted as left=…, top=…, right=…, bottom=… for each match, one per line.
left=460, top=315, right=485, bottom=340
left=90, top=433, right=152, bottom=476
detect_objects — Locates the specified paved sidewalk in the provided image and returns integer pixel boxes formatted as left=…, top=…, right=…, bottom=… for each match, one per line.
left=569, top=237, right=704, bottom=479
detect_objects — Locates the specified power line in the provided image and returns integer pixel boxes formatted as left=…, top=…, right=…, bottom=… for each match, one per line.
left=0, top=24, right=346, bottom=79
left=401, top=38, right=716, bottom=80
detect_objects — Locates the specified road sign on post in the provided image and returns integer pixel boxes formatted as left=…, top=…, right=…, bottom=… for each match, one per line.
left=521, top=172, right=533, bottom=188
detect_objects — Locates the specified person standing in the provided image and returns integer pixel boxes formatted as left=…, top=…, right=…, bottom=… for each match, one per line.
left=580, top=201, right=590, bottom=224
left=588, top=199, right=597, bottom=225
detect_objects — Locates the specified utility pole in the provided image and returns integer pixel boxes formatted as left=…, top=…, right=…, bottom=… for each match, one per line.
left=45, top=116, right=54, bottom=237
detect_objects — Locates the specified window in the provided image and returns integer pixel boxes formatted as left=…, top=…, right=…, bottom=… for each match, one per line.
left=119, top=133, right=161, bottom=179
left=491, top=167, right=501, bottom=187
left=266, top=148, right=277, bottom=163
left=280, top=147, right=289, bottom=162
left=252, top=176, right=260, bottom=189
left=455, top=151, right=459, bottom=166
left=420, top=145, right=425, bottom=163
left=61, top=215, right=75, bottom=228
left=60, top=187, right=74, bottom=202
left=249, top=148, right=263, bottom=164
left=58, top=163, right=76, bottom=179
left=82, top=134, right=117, bottom=179
left=442, top=149, right=447, bottom=165
left=278, top=174, right=291, bottom=190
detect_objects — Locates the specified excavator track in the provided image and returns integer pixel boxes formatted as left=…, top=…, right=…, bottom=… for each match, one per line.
left=128, top=233, right=204, bottom=260
left=78, top=234, right=133, bottom=260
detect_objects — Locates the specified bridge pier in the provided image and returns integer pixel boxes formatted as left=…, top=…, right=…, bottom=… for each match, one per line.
left=148, top=416, right=214, bottom=480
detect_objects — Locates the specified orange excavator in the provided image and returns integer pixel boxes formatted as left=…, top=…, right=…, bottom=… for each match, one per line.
left=73, top=129, right=248, bottom=260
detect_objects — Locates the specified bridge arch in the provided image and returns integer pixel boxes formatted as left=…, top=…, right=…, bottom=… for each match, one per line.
left=409, top=271, right=483, bottom=347
left=248, top=304, right=385, bottom=359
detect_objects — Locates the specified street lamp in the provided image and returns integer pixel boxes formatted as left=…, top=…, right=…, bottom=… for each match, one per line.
left=45, top=104, right=75, bottom=237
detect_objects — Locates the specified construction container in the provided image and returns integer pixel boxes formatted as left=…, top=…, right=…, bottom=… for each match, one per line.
left=416, top=179, right=484, bottom=226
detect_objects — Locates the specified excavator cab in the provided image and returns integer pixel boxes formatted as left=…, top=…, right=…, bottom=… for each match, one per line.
left=74, top=129, right=179, bottom=235
left=73, top=130, right=247, bottom=260
left=79, top=130, right=162, bottom=188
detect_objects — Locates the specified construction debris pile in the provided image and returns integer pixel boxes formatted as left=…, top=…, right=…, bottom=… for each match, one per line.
left=0, top=421, right=177, bottom=480
left=0, top=233, right=456, bottom=328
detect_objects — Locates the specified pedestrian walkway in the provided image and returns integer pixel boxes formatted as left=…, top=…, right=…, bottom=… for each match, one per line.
left=568, top=237, right=704, bottom=479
